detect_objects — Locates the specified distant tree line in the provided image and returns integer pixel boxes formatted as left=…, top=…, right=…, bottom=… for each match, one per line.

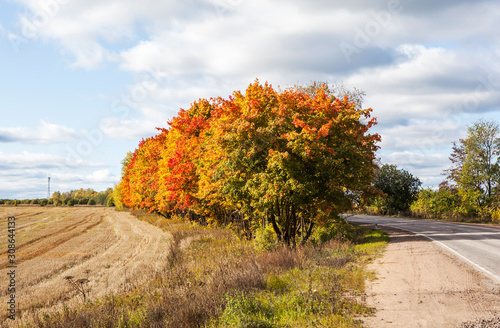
left=0, top=188, right=115, bottom=207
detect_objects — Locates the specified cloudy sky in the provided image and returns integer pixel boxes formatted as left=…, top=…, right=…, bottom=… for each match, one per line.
left=1, top=0, right=500, bottom=199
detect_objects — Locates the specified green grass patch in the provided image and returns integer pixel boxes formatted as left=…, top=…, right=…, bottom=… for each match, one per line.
left=355, top=228, right=390, bottom=261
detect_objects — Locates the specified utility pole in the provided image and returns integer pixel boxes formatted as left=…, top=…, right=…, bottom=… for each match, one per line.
left=48, top=176, right=51, bottom=199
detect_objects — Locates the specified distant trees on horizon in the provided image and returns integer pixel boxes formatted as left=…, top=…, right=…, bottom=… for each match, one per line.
left=0, top=187, right=114, bottom=207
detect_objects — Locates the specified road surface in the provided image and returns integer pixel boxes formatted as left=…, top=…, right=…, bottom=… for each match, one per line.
left=347, top=214, right=500, bottom=283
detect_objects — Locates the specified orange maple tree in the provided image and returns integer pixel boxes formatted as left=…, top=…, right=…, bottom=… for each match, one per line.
left=120, top=129, right=167, bottom=214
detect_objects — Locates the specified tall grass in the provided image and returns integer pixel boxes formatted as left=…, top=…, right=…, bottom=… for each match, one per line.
left=29, top=210, right=387, bottom=327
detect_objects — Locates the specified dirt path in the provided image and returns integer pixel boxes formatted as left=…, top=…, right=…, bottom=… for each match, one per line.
left=362, top=227, right=500, bottom=328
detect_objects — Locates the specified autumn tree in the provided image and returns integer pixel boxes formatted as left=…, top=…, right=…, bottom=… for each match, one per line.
left=203, top=81, right=380, bottom=246
left=156, top=99, right=213, bottom=217
left=113, top=152, right=132, bottom=209
left=120, top=131, right=167, bottom=214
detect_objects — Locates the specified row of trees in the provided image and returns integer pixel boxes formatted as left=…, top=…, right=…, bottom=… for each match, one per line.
left=52, top=188, right=115, bottom=206
left=118, top=81, right=381, bottom=246
left=0, top=199, right=53, bottom=206
left=51, top=188, right=114, bottom=206
left=1, top=188, right=115, bottom=207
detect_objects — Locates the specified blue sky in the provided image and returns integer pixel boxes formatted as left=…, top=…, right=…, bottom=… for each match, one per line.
left=1, top=0, right=500, bottom=199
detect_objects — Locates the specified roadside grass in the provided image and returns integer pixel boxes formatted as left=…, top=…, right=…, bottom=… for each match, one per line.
left=29, top=210, right=388, bottom=328
left=355, top=229, right=390, bottom=263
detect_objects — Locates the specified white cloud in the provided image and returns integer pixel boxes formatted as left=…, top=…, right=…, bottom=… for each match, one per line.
left=377, top=119, right=464, bottom=151
left=0, top=151, right=117, bottom=199
left=384, top=151, right=449, bottom=169
left=100, top=116, right=165, bottom=140
left=86, top=169, right=118, bottom=183
left=0, top=120, right=77, bottom=144
left=14, top=0, right=213, bottom=69
left=0, top=151, right=103, bottom=170
left=12, top=0, right=500, bottom=73
left=345, top=45, right=500, bottom=131
left=381, top=151, right=451, bottom=187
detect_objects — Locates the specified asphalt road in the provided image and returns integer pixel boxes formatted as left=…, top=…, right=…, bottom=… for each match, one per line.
left=346, top=214, right=500, bottom=283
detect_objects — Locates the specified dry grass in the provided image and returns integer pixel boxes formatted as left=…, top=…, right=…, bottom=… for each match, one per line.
left=1, top=208, right=386, bottom=327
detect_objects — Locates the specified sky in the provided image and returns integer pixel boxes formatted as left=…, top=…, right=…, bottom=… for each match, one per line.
left=1, top=0, right=500, bottom=199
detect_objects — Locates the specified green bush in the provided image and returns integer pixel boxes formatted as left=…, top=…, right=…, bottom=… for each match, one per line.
left=410, top=188, right=459, bottom=219
left=373, top=164, right=422, bottom=214
left=254, top=225, right=277, bottom=251
left=310, top=220, right=364, bottom=245
left=368, top=196, right=390, bottom=215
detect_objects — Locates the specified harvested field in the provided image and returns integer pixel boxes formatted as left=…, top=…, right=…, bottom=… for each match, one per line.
left=0, top=207, right=172, bottom=325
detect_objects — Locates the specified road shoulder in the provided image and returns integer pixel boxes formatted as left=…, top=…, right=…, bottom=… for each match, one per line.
left=361, top=225, right=500, bottom=328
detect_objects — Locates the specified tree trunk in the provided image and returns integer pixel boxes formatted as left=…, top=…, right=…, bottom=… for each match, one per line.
left=269, top=212, right=283, bottom=243
left=300, top=221, right=315, bottom=246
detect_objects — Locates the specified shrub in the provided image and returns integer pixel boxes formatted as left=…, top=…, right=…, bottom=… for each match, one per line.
left=266, top=274, right=290, bottom=294
left=254, top=225, right=277, bottom=251
left=310, top=220, right=364, bottom=245
left=410, top=188, right=458, bottom=219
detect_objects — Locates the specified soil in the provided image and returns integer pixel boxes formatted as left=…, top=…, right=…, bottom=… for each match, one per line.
left=361, top=225, right=500, bottom=328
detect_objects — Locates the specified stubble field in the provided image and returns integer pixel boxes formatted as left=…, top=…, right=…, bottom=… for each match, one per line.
left=0, top=206, right=172, bottom=325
